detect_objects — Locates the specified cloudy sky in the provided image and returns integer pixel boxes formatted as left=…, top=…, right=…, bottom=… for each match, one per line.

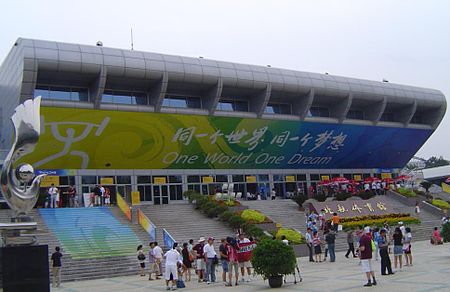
left=1, top=0, right=448, bottom=159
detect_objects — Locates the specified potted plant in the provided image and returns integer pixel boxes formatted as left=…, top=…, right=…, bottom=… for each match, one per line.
left=251, top=239, right=296, bottom=288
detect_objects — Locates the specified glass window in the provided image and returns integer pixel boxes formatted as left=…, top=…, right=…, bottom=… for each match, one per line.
left=296, top=174, right=307, bottom=181
left=187, top=175, right=200, bottom=183
left=308, top=106, right=330, bottom=117
left=34, top=88, right=49, bottom=99
left=137, top=176, right=151, bottom=184
left=265, top=103, right=292, bottom=115
left=169, top=185, right=183, bottom=200
left=71, top=89, right=89, bottom=102
left=215, top=175, right=228, bottom=183
left=35, top=86, right=89, bottom=102
left=234, top=100, right=249, bottom=112
left=362, top=173, right=371, bottom=179
left=411, top=114, right=422, bottom=124
left=343, top=173, right=352, bottom=179
left=232, top=175, right=244, bottom=182
left=169, top=175, right=182, bottom=183
left=135, top=93, right=148, bottom=105
left=101, top=93, right=114, bottom=103
left=163, top=95, right=202, bottom=109
left=188, top=184, right=201, bottom=192
left=273, top=175, right=283, bottom=181
left=59, top=176, right=75, bottom=186
left=346, top=109, right=364, bottom=120
left=217, top=99, right=249, bottom=112
left=116, top=176, right=131, bottom=184
left=310, top=174, right=320, bottom=181
left=113, top=93, right=133, bottom=104
left=258, top=175, right=269, bottom=182
left=380, top=112, right=394, bottom=122
left=101, top=90, right=147, bottom=105
left=49, top=87, right=71, bottom=100
left=81, top=176, right=97, bottom=184
left=217, top=101, right=233, bottom=111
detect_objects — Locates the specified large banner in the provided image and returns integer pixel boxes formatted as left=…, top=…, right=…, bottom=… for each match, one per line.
left=137, top=209, right=156, bottom=241
left=237, top=241, right=257, bottom=262
left=22, top=107, right=433, bottom=170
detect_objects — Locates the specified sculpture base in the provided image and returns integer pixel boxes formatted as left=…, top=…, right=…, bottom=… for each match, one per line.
left=0, top=245, right=50, bottom=292
left=0, top=222, right=37, bottom=245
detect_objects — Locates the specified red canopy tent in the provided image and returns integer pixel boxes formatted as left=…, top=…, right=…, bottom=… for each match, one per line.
left=396, top=175, right=411, bottom=181
left=332, top=177, right=350, bottom=184
left=445, top=177, right=450, bottom=183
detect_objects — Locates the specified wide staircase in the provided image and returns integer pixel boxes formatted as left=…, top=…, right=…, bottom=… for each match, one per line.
left=139, top=203, right=235, bottom=249
left=241, top=197, right=442, bottom=252
left=0, top=207, right=150, bottom=282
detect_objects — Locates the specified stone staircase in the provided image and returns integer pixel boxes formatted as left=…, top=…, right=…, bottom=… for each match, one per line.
left=240, top=197, right=442, bottom=252
left=0, top=207, right=150, bottom=282
left=138, top=203, right=235, bottom=250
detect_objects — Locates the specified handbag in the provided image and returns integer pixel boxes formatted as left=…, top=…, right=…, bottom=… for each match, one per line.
left=138, top=253, right=146, bottom=261
left=213, top=255, right=219, bottom=265
left=176, top=279, right=185, bottom=288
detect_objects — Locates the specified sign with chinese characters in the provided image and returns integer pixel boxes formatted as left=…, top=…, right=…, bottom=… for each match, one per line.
left=285, top=175, right=295, bottom=182
left=202, top=176, right=214, bottom=183
left=100, top=177, right=114, bottom=185
left=246, top=176, right=257, bottom=183
left=381, top=173, right=392, bottom=179
left=40, top=175, right=60, bottom=187
left=21, top=107, right=433, bottom=170
left=309, top=198, right=393, bottom=218
left=321, top=175, right=330, bottom=181
left=353, top=175, right=362, bottom=181
left=153, top=177, right=167, bottom=184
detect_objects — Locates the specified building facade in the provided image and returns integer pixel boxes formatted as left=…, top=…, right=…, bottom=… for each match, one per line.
left=0, top=38, right=446, bottom=204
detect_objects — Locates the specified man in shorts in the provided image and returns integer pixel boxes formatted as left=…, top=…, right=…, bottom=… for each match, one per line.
left=226, top=237, right=240, bottom=286
left=359, top=226, right=377, bottom=287
left=193, top=237, right=206, bottom=282
left=237, top=233, right=252, bottom=282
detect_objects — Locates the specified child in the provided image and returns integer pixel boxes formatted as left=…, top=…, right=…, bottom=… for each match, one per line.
left=312, top=231, right=322, bottom=263
left=137, top=245, right=146, bottom=276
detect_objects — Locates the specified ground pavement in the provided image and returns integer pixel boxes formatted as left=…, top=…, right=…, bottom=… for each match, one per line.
left=54, top=240, right=450, bottom=292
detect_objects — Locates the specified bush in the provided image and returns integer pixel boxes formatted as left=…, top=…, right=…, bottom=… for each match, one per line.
left=291, top=193, right=308, bottom=207
left=357, top=191, right=376, bottom=200
left=431, top=199, right=450, bottom=210
left=441, top=222, right=450, bottom=242
left=219, top=210, right=234, bottom=222
left=229, top=215, right=246, bottom=229
left=314, top=192, right=327, bottom=202
left=183, top=190, right=199, bottom=202
left=335, top=192, right=352, bottom=201
left=252, top=238, right=297, bottom=279
left=241, top=209, right=266, bottom=224
left=195, top=196, right=208, bottom=209
left=397, top=188, right=416, bottom=198
left=276, top=228, right=305, bottom=244
left=414, top=190, right=426, bottom=196
left=243, top=224, right=265, bottom=238
left=341, top=216, right=420, bottom=230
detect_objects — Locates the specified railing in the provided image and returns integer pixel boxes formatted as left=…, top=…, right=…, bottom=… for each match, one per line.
left=137, top=208, right=157, bottom=241
left=162, top=228, right=176, bottom=249
left=117, top=193, right=132, bottom=221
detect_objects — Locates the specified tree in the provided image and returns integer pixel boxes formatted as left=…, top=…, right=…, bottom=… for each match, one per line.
left=424, top=156, right=450, bottom=169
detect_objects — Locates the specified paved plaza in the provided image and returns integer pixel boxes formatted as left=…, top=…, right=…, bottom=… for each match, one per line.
left=55, top=240, right=450, bottom=292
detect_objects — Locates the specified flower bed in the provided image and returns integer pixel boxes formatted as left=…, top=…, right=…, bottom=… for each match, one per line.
left=238, top=209, right=273, bottom=224
left=341, top=216, right=420, bottom=230
left=431, top=199, right=450, bottom=210
left=217, top=199, right=242, bottom=207
left=396, top=188, right=416, bottom=198
left=339, top=213, right=412, bottom=223
left=275, top=228, right=305, bottom=244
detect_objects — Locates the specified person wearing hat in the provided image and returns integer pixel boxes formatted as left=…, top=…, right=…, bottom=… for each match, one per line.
left=203, top=237, right=217, bottom=284
left=193, top=237, right=206, bottom=282
left=359, top=226, right=377, bottom=287
left=377, top=229, right=394, bottom=276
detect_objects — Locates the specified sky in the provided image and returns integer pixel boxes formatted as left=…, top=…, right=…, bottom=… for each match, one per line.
left=0, top=0, right=448, bottom=159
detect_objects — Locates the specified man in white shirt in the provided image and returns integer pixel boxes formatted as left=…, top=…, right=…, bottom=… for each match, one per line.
left=48, top=184, right=59, bottom=208
left=164, top=243, right=183, bottom=290
left=203, top=237, right=217, bottom=284
left=305, top=227, right=314, bottom=262
left=153, top=242, right=163, bottom=276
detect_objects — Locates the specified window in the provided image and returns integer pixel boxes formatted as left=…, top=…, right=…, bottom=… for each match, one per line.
left=411, top=114, right=423, bottom=124
left=35, top=86, right=89, bottom=102
left=81, top=176, right=97, bottom=184
left=308, top=106, right=330, bottom=117
left=346, top=109, right=364, bottom=120
left=265, top=103, right=292, bottom=115
left=187, top=176, right=200, bottom=183
left=310, top=174, right=320, bottom=181
left=59, top=176, right=75, bottom=186
left=380, top=112, right=394, bottom=122
left=101, top=90, right=148, bottom=105
left=137, top=176, right=151, bottom=184
left=217, top=99, right=249, bottom=112
left=232, top=175, right=244, bottom=182
left=116, top=176, right=131, bottom=184
left=258, top=175, right=269, bottom=182
left=163, top=95, right=202, bottom=109
left=215, top=175, right=228, bottom=183
left=169, top=175, right=182, bottom=183
left=296, top=174, right=307, bottom=181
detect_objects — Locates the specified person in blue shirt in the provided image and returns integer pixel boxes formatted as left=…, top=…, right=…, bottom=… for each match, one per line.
left=373, top=227, right=381, bottom=261
left=377, top=229, right=394, bottom=275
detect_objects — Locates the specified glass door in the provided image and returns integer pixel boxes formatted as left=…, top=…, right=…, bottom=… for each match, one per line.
left=153, top=185, right=169, bottom=205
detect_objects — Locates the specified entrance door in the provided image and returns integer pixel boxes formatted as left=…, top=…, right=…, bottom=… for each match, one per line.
left=153, top=185, right=169, bottom=205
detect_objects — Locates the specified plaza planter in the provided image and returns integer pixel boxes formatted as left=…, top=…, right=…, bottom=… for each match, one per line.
left=268, top=275, right=283, bottom=288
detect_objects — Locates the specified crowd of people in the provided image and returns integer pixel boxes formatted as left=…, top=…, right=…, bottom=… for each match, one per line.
left=137, top=232, right=256, bottom=290
left=43, top=184, right=111, bottom=208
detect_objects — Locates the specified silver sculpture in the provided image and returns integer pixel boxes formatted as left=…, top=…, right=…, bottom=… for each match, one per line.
left=0, top=97, right=46, bottom=245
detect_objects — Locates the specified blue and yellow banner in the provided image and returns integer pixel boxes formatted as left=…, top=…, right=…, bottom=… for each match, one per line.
left=23, top=107, right=433, bottom=170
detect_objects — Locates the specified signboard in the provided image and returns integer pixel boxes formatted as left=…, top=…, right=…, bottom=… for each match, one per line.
left=153, top=177, right=167, bottom=184
left=285, top=175, right=295, bottom=182
left=353, top=175, right=362, bottom=181
left=40, top=176, right=59, bottom=187
left=202, top=176, right=214, bottom=183
left=100, top=177, right=114, bottom=185
left=237, top=241, right=256, bottom=262
left=309, top=198, right=393, bottom=219
left=246, top=176, right=257, bottom=183
left=21, top=107, right=433, bottom=170
left=131, top=191, right=141, bottom=205
left=381, top=173, right=392, bottom=179
left=35, top=169, right=76, bottom=176
left=321, top=175, right=330, bottom=181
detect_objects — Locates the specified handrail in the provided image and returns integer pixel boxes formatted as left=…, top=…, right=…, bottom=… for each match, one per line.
left=117, top=193, right=132, bottom=221
left=162, top=228, right=176, bottom=249
left=137, top=208, right=157, bottom=241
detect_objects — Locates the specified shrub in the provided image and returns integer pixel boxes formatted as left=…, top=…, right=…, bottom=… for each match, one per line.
left=291, top=193, right=308, bottom=207
left=195, top=196, right=208, bottom=209
left=357, top=191, right=376, bottom=200
left=441, top=222, right=450, bottom=242
left=241, top=209, right=266, bottom=224
left=200, top=201, right=216, bottom=214
left=183, top=190, right=199, bottom=202
left=397, top=188, right=416, bottom=198
left=252, top=238, right=297, bottom=279
left=414, top=190, right=426, bottom=196
left=219, top=210, right=233, bottom=222
left=229, top=215, right=246, bottom=229
left=335, top=192, right=352, bottom=201
left=314, top=192, right=327, bottom=202
left=431, top=199, right=450, bottom=210
left=276, top=228, right=305, bottom=244
left=243, top=224, right=265, bottom=238
left=341, top=216, right=420, bottom=230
